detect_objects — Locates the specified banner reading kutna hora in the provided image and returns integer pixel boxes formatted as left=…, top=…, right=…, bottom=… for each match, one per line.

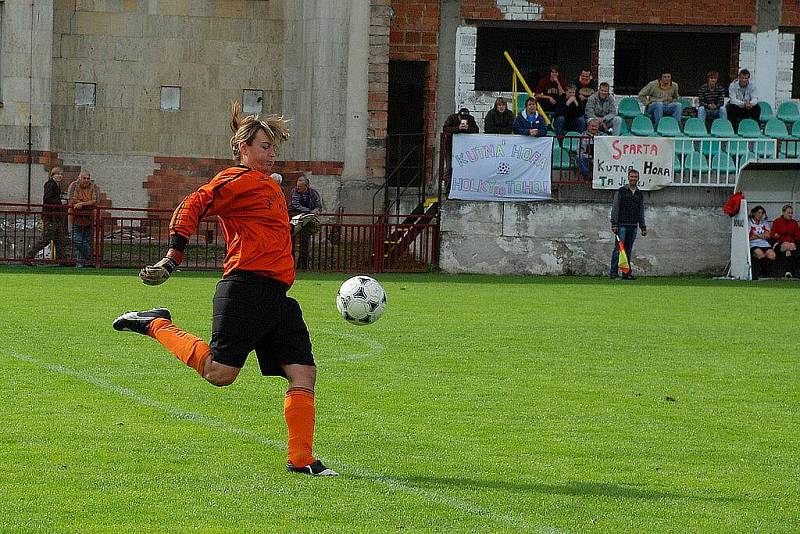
left=449, top=134, right=553, bottom=201
left=592, top=136, right=674, bottom=190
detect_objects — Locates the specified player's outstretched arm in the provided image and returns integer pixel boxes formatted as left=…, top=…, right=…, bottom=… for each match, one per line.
left=140, top=249, right=183, bottom=285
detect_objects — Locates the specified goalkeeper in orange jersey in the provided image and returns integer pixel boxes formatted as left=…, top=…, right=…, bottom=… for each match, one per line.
left=113, top=102, right=336, bottom=476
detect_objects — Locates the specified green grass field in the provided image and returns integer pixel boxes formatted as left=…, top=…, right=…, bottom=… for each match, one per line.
left=2, top=266, right=799, bottom=533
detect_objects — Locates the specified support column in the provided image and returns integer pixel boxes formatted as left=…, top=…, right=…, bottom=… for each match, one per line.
left=776, top=33, right=795, bottom=105
left=598, top=29, right=615, bottom=92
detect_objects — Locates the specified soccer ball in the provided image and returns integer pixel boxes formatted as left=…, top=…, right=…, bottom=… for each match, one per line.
left=336, top=275, right=387, bottom=325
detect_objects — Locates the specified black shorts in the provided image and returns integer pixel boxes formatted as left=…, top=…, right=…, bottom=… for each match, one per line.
left=210, top=270, right=314, bottom=376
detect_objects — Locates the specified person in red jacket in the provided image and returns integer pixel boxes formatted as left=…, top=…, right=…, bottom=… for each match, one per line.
left=112, top=101, right=337, bottom=476
left=770, top=204, right=800, bottom=277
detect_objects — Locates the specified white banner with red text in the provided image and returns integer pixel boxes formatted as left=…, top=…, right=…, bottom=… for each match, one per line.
left=449, top=134, right=554, bottom=201
left=592, top=136, right=674, bottom=190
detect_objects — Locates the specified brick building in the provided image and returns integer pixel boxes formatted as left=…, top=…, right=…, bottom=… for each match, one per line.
left=1, top=1, right=798, bottom=239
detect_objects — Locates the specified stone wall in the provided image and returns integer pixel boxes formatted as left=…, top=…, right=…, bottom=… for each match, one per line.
left=440, top=199, right=731, bottom=276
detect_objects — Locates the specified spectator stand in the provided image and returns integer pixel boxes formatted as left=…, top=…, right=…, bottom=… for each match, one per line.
left=729, top=160, right=800, bottom=280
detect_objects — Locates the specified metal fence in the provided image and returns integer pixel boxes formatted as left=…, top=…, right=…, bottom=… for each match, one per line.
left=0, top=204, right=439, bottom=272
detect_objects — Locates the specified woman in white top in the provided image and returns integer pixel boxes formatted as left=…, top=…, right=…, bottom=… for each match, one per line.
left=749, top=205, right=776, bottom=279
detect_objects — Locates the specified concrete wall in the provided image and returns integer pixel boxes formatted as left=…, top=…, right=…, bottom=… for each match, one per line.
left=0, top=1, right=53, bottom=151
left=440, top=200, right=731, bottom=276
left=50, top=0, right=284, bottom=158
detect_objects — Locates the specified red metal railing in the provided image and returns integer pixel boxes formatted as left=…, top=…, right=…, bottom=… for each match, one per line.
left=0, top=203, right=439, bottom=272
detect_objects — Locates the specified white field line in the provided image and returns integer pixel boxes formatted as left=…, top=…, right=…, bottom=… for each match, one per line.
left=9, top=350, right=545, bottom=532
left=315, top=328, right=385, bottom=363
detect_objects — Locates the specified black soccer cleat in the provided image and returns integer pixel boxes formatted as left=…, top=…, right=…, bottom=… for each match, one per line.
left=112, top=308, right=172, bottom=335
left=287, top=459, right=339, bottom=476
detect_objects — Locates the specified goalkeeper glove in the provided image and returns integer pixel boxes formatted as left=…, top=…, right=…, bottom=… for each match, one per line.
left=140, top=257, right=178, bottom=286
left=290, top=213, right=321, bottom=237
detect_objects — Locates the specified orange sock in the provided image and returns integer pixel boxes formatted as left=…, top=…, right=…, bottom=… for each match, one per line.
left=147, top=318, right=210, bottom=376
left=285, top=387, right=316, bottom=467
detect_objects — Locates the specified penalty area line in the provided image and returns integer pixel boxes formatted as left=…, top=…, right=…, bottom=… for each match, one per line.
left=9, top=350, right=540, bottom=532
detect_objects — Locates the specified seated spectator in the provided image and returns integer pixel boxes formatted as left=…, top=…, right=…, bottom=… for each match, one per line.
left=638, top=71, right=682, bottom=126
left=442, top=107, right=480, bottom=177
left=749, top=205, right=776, bottom=279
left=533, top=64, right=566, bottom=114
left=727, top=69, right=759, bottom=130
left=770, top=204, right=800, bottom=277
left=584, top=82, right=623, bottom=135
left=483, top=97, right=514, bottom=134
left=553, top=85, right=587, bottom=136
left=578, top=118, right=604, bottom=177
left=288, top=175, right=323, bottom=270
left=697, top=70, right=727, bottom=123
left=574, top=68, right=596, bottom=107
left=443, top=107, right=480, bottom=135
left=513, top=97, right=548, bottom=137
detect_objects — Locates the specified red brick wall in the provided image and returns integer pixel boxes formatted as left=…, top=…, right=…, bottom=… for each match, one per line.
left=368, top=0, right=392, bottom=181
left=463, top=0, right=757, bottom=26
left=390, top=0, right=440, bottom=185
left=144, top=157, right=342, bottom=211
left=782, top=4, right=800, bottom=27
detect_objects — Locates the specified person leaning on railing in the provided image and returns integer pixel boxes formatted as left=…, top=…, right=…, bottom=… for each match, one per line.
left=67, top=170, right=99, bottom=268
left=25, top=166, right=68, bottom=263
left=483, top=97, right=514, bottom=134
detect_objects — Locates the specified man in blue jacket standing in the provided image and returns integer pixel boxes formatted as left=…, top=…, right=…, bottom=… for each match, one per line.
left=610, top=169, right=647, bottom=280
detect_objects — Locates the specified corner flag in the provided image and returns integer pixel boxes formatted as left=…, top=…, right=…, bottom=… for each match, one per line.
left=617, top=235, right=631, bottom=275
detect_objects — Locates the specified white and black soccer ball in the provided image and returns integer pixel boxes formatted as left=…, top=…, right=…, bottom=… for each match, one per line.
left=497, top=162, right=511, bottom=175
left=336, top=275, right=387, bottom=325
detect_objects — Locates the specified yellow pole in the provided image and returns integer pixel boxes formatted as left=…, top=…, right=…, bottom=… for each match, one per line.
left=504, top=51, right=551, bottom=126
left=512, top=74, right=518, bottom=115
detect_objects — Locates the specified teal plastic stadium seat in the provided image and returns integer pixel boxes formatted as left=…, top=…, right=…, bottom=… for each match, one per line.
left=552, top=147, right=572, bottom=169
left=758, top=101, right=774, bottom=123
left=780, top=141, right=800, bottom=158
left=726, top=137, right=751, bottom=157
left=675, top=138, right=695, bottom=156
left=710, top=118, right=736, bottom=138
left=711, top=152, right=737, bottom=173
left=656, top=116, right=683, bottom=137
left=619, top=118, right=631, bottom=136
left=683, top=118, right=710, bottom=138
left=618, top=97, right=642, bottom=120
left=737, top=119, right=764, bottom=138
left=791, top=121, right=800, bottom=139
left=630, top=115, right=656, bottom=136
left=561, top=131, right=582, bottom=152
left=764, top=118, right=789, bottom=138
left=700, top=138, right=724, bottom=157
left=777, top=101, right=800, bottom=124
left=516, top=93, right=526, bottom=114
left=679, top=97, right=694, bottom=117
left=684, top=151, right=708, bottom=173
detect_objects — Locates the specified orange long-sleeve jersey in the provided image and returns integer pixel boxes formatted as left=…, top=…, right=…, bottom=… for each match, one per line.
left=168, top=165, right=295, bottom=287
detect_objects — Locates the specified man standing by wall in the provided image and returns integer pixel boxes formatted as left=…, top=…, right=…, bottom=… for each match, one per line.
left=610, top=169, right=647, bottom=280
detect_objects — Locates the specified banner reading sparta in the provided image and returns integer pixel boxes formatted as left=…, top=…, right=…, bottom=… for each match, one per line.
left=449, top=134, right=554, bottom=201
left=592, top=136, right=675, bottom=190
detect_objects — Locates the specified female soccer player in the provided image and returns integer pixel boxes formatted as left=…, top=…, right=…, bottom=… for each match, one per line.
left=113, top=102, right=336, bottom=476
